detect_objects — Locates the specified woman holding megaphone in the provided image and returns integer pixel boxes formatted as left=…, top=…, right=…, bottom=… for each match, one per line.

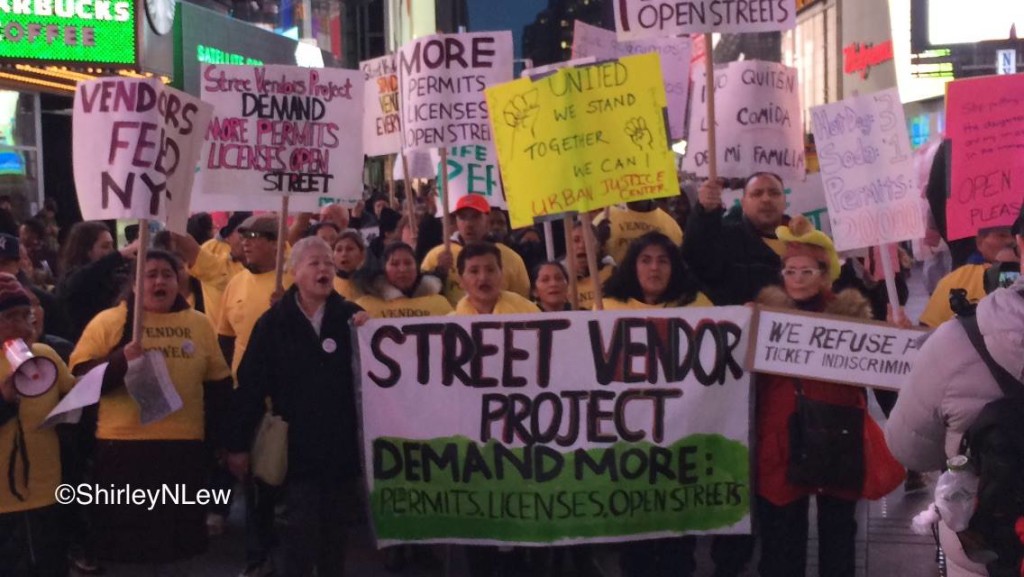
left=0, top=272, right=77, bottom=575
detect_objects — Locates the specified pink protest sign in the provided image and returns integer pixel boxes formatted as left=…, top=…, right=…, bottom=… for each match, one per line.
left=946, top=75, right=1024, bottom=240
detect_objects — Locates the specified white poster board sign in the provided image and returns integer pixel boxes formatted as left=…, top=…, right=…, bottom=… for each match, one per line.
left=683, top=60, right=805, bottom=182
left=571, top=21, right=691, bottom=140
left=753, top=308, right=925, bottom=391
left=73, top=78, right=212, bottom=230
left=197, top=64, right=365, bottom=206
left=392, top=148, right=437, bottom=181
left=362, top=54, right=402, bottom=157
left=397, top=31, right=513, bottom=151
left=358, top=307, right=754, bottom=546
left=613, top=0, right=796, bottom=40
left=431, top=144, right=507, bottom=211
left=810, top=88, right=924, bottom=251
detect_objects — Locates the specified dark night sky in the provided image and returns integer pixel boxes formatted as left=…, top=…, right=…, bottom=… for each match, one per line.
left=466, top=0, right=549, bottom=58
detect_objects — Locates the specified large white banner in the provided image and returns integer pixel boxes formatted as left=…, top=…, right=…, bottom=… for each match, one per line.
left=810, top=89, right=924, bottom=251
left=613, top=0, right=796, bottom=40
left=397, top=31, right=513, bottom=151
left=73, top=78, right=212, bottom=231
left=197, top=64, right=365, bottom=206
left=571, top=21, right=691, bottom=141
left=362, top=55, right=402, bottom=157
left=358, top=307, right=754, bottom=546
left=753, top=308, right=925, bottom=391
left=683, top=60, right=805, bottom=182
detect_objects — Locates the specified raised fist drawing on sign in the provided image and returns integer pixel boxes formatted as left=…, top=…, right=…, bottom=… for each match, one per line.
left=503, top=89, right=540, bottom=155
left=624, top=117, right=654, bottom=151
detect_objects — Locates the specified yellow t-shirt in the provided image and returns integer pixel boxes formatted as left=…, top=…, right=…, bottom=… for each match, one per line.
left=356, top=294, right=454, bottom=318
left=334, top=276, right=361, bottom=301
left=595, top=207, right=684, bottom=265
left=454, top=291, right=541, bottom=315
left=70, top=303, right=232, bottom=442
left=188, top=238, right=245, bottom=328
left=575, top=266, right=615, bottom=311
left=919, top=264, right=989, bottom=328
left=217, top=269, right=294, bottom=376
left=0, top=344, right=76, bottom=513
left=421, top=242, right=531, bottom=305
left=597, top=292, right=714, bottom=310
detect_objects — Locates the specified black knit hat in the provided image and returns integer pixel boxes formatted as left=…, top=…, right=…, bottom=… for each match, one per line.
left=221, top=212, right=253, bottom=239
left=378, top=207, right=402, bottom=235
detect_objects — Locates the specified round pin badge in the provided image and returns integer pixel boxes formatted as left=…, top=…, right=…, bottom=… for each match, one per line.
left=181, top=340, right=195, bottom=356
left=322, top=338, right=337, bottom=353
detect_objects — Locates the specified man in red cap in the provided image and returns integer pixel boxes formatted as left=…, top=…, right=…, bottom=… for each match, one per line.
left=420, top=194, right=530, bottom=305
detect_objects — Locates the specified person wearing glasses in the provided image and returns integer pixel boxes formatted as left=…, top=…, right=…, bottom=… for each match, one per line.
left=683, top=173, right=790, bottom=307
left=752, top=217, right=902, bottom=577
left=215, top=215, right=292, bottom=577
left=217, top=215, right=292, bottom=378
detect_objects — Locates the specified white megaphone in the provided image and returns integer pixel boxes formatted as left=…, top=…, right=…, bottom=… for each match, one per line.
left=4, top=339, right=57, bottom=398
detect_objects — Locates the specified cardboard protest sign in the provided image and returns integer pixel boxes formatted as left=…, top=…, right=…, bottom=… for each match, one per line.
left=398, top=31, right=514, bottom=151
left=431, top=144, right=507, bottom=211
left=810, top=89, right=923, bottom=252
left=572, top=21, right=691, bottom=141
left=190, top=191, right=339, bottom=213
left=946, top=75, right=1024, bottom=240
left=357, top=307, right=754, bottom=546
left=362, top=54, right=402, bottom=157
left=486, top=53, right=680, bottom=229
left=613, top=0, right=796, bottom=40
left=753, top=308, right=925, bottom=392
left=72, top=78, right=212, bottom=227
left=392, top=148, right=437, bottom=181
left=197, top=64, right=364, bottom=205
left=682, top=61, right=805, bottom=182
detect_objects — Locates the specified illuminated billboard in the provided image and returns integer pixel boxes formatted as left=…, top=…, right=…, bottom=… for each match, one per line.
left=0, top=0, right=137, bottom=65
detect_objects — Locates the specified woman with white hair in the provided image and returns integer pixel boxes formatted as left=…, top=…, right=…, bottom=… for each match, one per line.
left=226, top=237, right=367, bottom=577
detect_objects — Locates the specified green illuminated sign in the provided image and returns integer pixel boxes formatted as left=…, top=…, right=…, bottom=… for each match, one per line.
left=0, top=0, right=136, bottom=65
left=196, top=44, right=263, bottom=66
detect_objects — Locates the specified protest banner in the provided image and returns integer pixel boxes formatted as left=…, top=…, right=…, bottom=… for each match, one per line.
left=362, top=54, right=402, bottom=157
left=682, top=60, right=805, bottom=182
left=72, top=78, right=212, bottom=228
left=431, top=144, right=507, bottom=211
left=810, top=88, right=923, bottom=252
left=572, top=21, right=691, bottom=141
left=613, top=0, right=796, bottom=40
left=397, top=31, right=514, bottom=151
left=196, top=64, right=365, bottom=205
left=392, top=148, right=437, bottom=181
left=945, top=74, right=1024, bottom=240
left=486, top=53, right=679, bottom=229
left=357, top=306, right=754, bottom=546
left=752, top=307, right=925, bottom=392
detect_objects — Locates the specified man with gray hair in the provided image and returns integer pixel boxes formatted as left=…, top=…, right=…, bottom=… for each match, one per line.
left=228, top=236, right=367, bottom=577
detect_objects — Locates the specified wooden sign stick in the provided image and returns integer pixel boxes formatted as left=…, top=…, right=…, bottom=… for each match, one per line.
left=274, top=195, right=290, bottom=292
left=131, top=219, right=150, bottom=347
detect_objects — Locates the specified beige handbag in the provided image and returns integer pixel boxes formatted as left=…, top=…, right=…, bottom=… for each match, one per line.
left=250, top=412, right=288, bottom=487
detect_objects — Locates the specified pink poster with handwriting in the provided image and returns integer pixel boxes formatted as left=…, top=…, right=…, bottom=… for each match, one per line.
left=947, top=75, right=1024, bottom=240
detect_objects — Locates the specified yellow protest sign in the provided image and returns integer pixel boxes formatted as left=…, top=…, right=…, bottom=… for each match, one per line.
left=485, top=53, right=679, bottom=228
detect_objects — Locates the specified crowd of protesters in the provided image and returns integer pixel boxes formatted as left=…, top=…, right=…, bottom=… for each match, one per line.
left=0, top=167, right=1022, bottom=577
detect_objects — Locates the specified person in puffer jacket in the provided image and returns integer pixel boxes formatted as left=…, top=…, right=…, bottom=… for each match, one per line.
left=886, top=218, right=1024, bottom=577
